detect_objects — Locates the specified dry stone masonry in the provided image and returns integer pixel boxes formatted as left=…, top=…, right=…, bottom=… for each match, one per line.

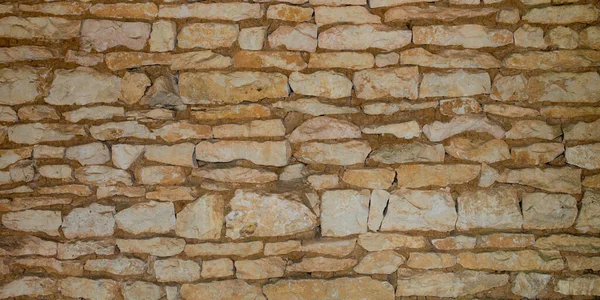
left=0, top=0, right=599, bottom=298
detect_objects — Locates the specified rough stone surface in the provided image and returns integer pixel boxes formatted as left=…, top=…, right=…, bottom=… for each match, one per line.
left=457, top=188, right=523, bottom=230
left=381, top=189, right=457, bottom=232
left=81, top=19, right=150, bottom=52
left=396, top=270, right=509, bottom=297
left=321, top=189, right=370, bottom=237
left=196, top=140, right=290, bottom=167
left=264, top=277, right=394, bottom=300
left=497, top=167, right=582, bottom=194
left=176, top=194, right=224, bottom=240
left=395, top=164, right=480, bottom=188
left=413, top=25, right=513, bottom=48
left=115, top=201, right=176, bottom=235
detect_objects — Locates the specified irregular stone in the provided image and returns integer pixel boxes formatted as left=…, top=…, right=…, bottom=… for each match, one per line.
left=484, top=104, right=539, bottom=118
left=1, top=235, right=57, bottom=257
left=0, top=46, right=58, bottom=63
left=289, top=71, right=351, bottom=99
left=541, top=106, right=600, bottom=118
left=315, top=6, right=380, bottom=26
left=497, top=8, right=520, bottom=24
left=59, top=277, right=119, bottom=300
left=9, top=123, right=86, bottom=144
left=213, top=119, right=285, bottom=139
left=176, top=194, right=223, bottom=240
left=295, top=140, right=371, bottom=165
left=65, top=143, right=110, bottom=166
left=319, top=24, right=411, bottom=51
left=564, top=119, right=600, bottom=141
left=146, top=186, right=194, bottom=201
left=512, top=273, right=552, bottom=298
left=396, top=164, right=480, bottom=188
left=288, top=116, right=360, bottom=143
left=85, top=257, right=146, bottom=276
left=287, top=257, right=356, bottom=272
left=386, top=6, right=496, bottom=22
left=144, top=143, right=194, bottom=167
left=491, top=74, right=528, bottom=102
left=2, top=210, right=61, bottom=236
left=439, top=98, right=482, bottom=116
left=269, top=23, right=317, bottom=52
left=149, top=20, right=176, bottom=52
left=180, top=280, right=265, bottom=300
left=1, top=195, right=72, bottom=211
left=18, top=2, right=90, bottom=15
left=123, top=282, right=164, bottom=300
left=264, top=277, right=394, bottom=300
left=407, top=252, right=456, bottom=269
left=497, top=167, right=581, bottom=194
left=90, top=121, right=154, bottom=141
left=0, top=106, right=17, bottom=122
left=528, top=72, right=600, bottom=103
left=233, top=51, right=305, bottom=71
left=523, top=4, right=598, bottom=24
left=505, top=120, right=561, bottom=140
left=194, top=167, right=277, bottom=184
left=104, top=52, right=171, bottom=70
left=504, top=50, right=600, bottom=70
left=370, top=0, right=440, bottom=7
left=413, top=25, right=512, bottom=48
left=90, top=3, right=157, bottom=19
left=12, top=257, right=83, bottom=276
left=265, top=241, right=301, bottom=256
left=311, top=0, right=365, bottom=5
left=154, top=259, right=201, bottom=283
left=361, top=121, right=421, bottom=139
left=177, top=23, right=238, bottom=49
left=57, top=240, right=115, bottom=260
left=75, top=166, right=132, bottom=186
left=239, top=26, right=267, bottom=50
left=17, top=105, right=59, bottom=121
left=401, top=48, right=500, bottom=69
left=236, top=257, right=286, bottom=279
left=420, top=70, right=491, bottom=98
left=118, top=72, right=151, bottom=104
left=110, top=144, right=143, bottom=170
left=457, top=188, right=523, bottom=230
left=566, top=256, right=600, bottom=271
left=196, top=140, right=290, bottom=166
left=153, top=122, right=211, bottom=143
left=115, top=201, right=175, bottom=234
left=584, top=174, right=600, bottom=189
left=308, top=52, right=373, bottom=70
left=581, top=26, right=600, bottom=50
left=514, top=25, right=547, bottom=49
left=301, top=238, right=357, bottom=257
left=448, top=138, right=509, bottom=163
left=353, top=67, right=418, bottom=100
left=0, top=67, right=45, bottom=105
left=342, top=168, right=395, bottom=189
left=575, top=191, right=600, bottom=233
left=184, top=241, right=263, bottom=257
left=202, top=258, right=234, bottom=278
left=423, top=116, right=505, bottom=142
left=64, top=50, right=103, bottom=66
left=180, top=71, right=288, bottom=104
left=546, top=26, right=579, bottom=49
left=354, top=250, right=405, bottom=274
left=396, top=270, right=509, bottom=297
left=321, top=189, right=369, bottom=237
left=512, top=143, right=564, bottom=165
left=0, top=277, right=56, bottom=298
left=268, top=4, right=313, bottom=22
left=192, top=103, right=271, bottom=121
left=64, top=106, right=124, bottom=123
left=368, top=190, right=390, bottom=231
left=375, top=52, right=399, bottom=67
left=478, top=233, right=535, bottom=249
left=523, top=192, right=577, bottom=230
left=62, top=204, right=115, bottom=239
left=458, top=250, right=564, bottom=271
left=381, top=189, right=457, bottom=232
left=537, top=234, right=600, bottom=253
left=81, top=19, right=150, bottom=52
left=0, top=16, right=80, bottom=40
left=369, top=143, right=444, bottom=164
left=117, top=237, right=185, bottom=257
left=158, top=3, right=263, bottom=21
left=0, top=147, right=32, bottom=169
left=566, top=143, right=600, bottom=169
left=432, top=236, right=476, bottom=250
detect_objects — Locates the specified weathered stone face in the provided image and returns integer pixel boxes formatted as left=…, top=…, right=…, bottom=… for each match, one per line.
left=456, top=188, right=523, bottom=230
left=0, top=17, right=80, bottom=40
left=62, top=204, right=115, bottom=239
left=413, top=25, right=513, bottom=48
left=319, top=24, right=411, bottom=51
left=523, top=193, right=577, bottom=230
left=395, top=164, right=480, bottom=188
left=264, top=277, right=395, bottom=300
left=81, top=19, right=150, bottom=52
left=497, top=167, right=582, bottom=194
left=180, top=280, right=265, bottom=300
left=321, top=189, right=370, bottom=237
left=115, top=201, right=176, bottom=235
left=176, top=194, right=224, bottom=240
left=381, top=189, right=457, bottom=232
left=396, top=270, right=509, bottom=297
left=196, top=140, right=291, bottom=167
left=295, top=140, right=371, bottom=165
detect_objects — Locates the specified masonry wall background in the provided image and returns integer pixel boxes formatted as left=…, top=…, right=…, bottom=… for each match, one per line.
left=0, top=0, right=599, bottom=299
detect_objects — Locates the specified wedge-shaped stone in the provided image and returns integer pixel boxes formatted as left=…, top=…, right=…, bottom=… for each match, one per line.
left=315, top=6, right=381, bottom=26
left=497, top=167, right=581, bottom=194
left=295, top=140, right=371, bottom=165
left=196, top=140, right=290, bottom=167
left=575, top=191, right=600, bottom=233
left=81, top=19, right=150, bottom=52
left=444, top=137, right=510, bottom=163
left=536, top=234, right=600, bottom=253
left=523, top=4, right=598, bottom=24
left=354, top=250, right=405, bottom=274
left=342, top=168, right=395, bottom=189
left=396, top=270, right=509, bottom=297
left=523, top=192, right=577, bottom=230
left=0, top=16, right=80, bottom=40
left=0, top=67, right=44, bottom=105
left=396, top=164, right=480, bottom=188
left=381, top=189, right=457, bottom=232
left=541, top=106, right=600, bottom=118
left=288, top=116, right=361, bottom=143
left=420, top=70, right=491, bottom=98
left=158, top=3, right=263, bottom=21
left=386, top=6, right=497, bottom=22
left=287, top=257, right=356, bottom=272
left=505, top=50, right=600, bottom=70
left=458, top=250, right=564, bottom=271
left=423, top=116, right=505, bottom=142
left=566, top=143, right=600, bottom=169
left=178, top=23, right=239, bottom=49
left=264, top=277, right=394, bottom=300
left=512, top=143, right=564, bottom=165
left=505, top=120, right=561, bottom=140
left=233, top=51, right=306, bottom=71
left=180, top=71, right=288, bottom=104
left=0, top=277, right=56, bottom=298
left=236, top=257, right=286, bottom=279
left=154, top=259, right=200, bottom=283
left=180, top=280, right=265, bottom=300
left=370, top=143, right=444, bottom=164
left=176, top=194, right=224, bottom=240
left=319, top=24, right=412, bottom=51
left=184, top=241, right=263, bottom=257
left=358, top=233, right=427, bottom=251
left=564, top=119, right=600, bottom=141
left=193, top=167, right=277, bottom=184
left=457, top=188, right=523, bottom=230
left=225, top=190, right=317, bottom=239
left=362, top=121, right=421, bottom=139
left=273, top=98, right=359, bottom=115
left=401, top=48, right=501, bottom=69
left=527, top=72, right=600, bottom=103
left=308, top=52, right=374, bottom=70
left=414, top=25, right=512, bottom=48
left=85, top=257, right=146, bottom=276
left=8, top=123, right=85, bottom=145
left=269, top=23, right=317, bottom=52
left=354, top=67, right=419, bottom=100
left=321, top=189, right=369, bottom=237
left=62, top=204, right=115, bottom=239
left=90, top=121, right=154, bottom=141
left=57, top=240, right=115, bottom=260
left=2, top=210, right=61, bottom=236
left=117, top=237, right=185, bottom=257
left=115, top=201, right=175, bottom=235
left=289, top=71, right=351, bottom=99
left=0, top=147, right=32, bottom=169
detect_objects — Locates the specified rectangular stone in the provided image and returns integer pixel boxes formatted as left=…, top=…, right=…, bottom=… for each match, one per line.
left=420, top=70, right=491, bottom=98
left=321, top=190, right=370, bottom=237
left=396, top=164, right=480, bottom=188
left=527, top=72, right=600, bottom=103
left=497, top=167, right=581, bottom=194
left=177, top=23, right=239, bottom=49
left=353, top=67, right=419, bottom=100
left=0, top=46, right=58, bottom=63
left=158, top=3, right=264, bottom=21
left=104, top=52, right=171, bottom=71
left=315, top=6, right=381, bottom=26
left=401, top=48, right=501, bottom=69
left=0, top=16, right=80, bottom=40
left=413, top=25, right=513, bottom=48
left=556, top=276, right=600, bottom=296
left=80, top=19, right=150, bottom=52
left=184, top=241, right=263, bottom=257
left=504, top=50, right=600, bottom=70
left=396, top=270, right=509, bottom=297
left=195, top=140, right=290, bottom=167
left=380, top=189, right=457, bottom=232
left=457, top=188, right=523, bottom=230
left=308, top=52, right=374, bottom=70
left=90, top=3, right=158, bottom=19
left=233, top=51, right=306, bottom=71
left=523, top=4, right=598, bottom=24
left=0, top=67, right=44, bottom=106
left=458, top=250, right=564, bottom=271
left=536, top=234, right=600, bottom=253
left=18, top=3, right=89, bottom=15
left=319, top=24, right=412, bottom=51
left=386, top=6, right=497, bottom=22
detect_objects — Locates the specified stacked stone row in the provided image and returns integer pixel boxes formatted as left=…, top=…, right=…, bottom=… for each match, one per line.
left=0, top=0, right=600, bottom=299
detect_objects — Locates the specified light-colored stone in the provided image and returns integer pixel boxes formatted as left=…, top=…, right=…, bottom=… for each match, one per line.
left=401, top=48, right=501, bottom=69
left=523, top=192, right=577, bottom=230
left=0, top=67, right=45, bottom=105
left=287, top=257, right=356, bottom=272
left=309, top=52, right=374, bottom=70
left=62, top=204, right=115, bottom=239
left=269, top=23, right=317, bottom=52
left=120, top=72, right=151, bottom=105
left=111, top=144, right=144, bottom=170
left=439, top=98, right=482, bottom=116
left=342, top=168, right=395, bottom=189
left=64, top=106, right=124, bottom=123
left=202, top=258, right=234, bottom=278
left=541, top=106, right=600, bottom=118
left=2, top=210, right=61, bottom=236
left=527, top=72, right=600, bottom=103
left=566, top=256, right=600, bottom=271
left=396, top=270, right=509, bottom=297
left=264, top=277, right=394, bottom=300
left=289, top=116, right=360, bottom=143
left=117, top=237, right=185, bottom=257
left=158, top=3, right=263, bottom=21
left=236, top=257, right=286, bottom=279
left=9, top=123, right=86, bottom=145
left=90, top=3, right=157, bottom=19
left=59, top=277, right=119, bottom=300
left=407, top=252, right=456, bottom=269
left=18, top=2, right=89, bottom=15
left=457, top=188, right=523, bottom=230
left=295, top=140, right=371, bottom=165
left=0, top=46, right=58, bottom=63
left=368, top=190, right=390, bottom=231
left=171, top=51, right=232, bottom=71
left=375, top=52, right=399, bottom=67
left=319, top=24, right=412, bottom=51
left=234, top=51, right=306, bottom=71
left=154, top=122, right=211, bottom=143
left=354, top=250, right=405, bottom=274
left=504, top=50, right=600, bottom=70
left=196, top=140, right=290, bottom=167
left=505, top=120, right=561, bottom=140
left=85, top=257, right=146, bottom=276
left=289, top=71, right=351, bottom=99
left=575, top=191, right=600, bottom=233
left=154, top=259, right=201, bottom=283
left=413, top=25, right=513, bottom=48
left=150, top=20, right=176, bottom=52
left=0, top=106, right=17, bottom=122
left=362, top=121, right=421, bottom=139
left=546, top=26, right=579, bottom=49
left=123, top=282, right=164, bottom=300
left=512, top=273, right=552, bottom=298
left=514, top=25, right=547, bottom=49
left=0, top=147, right=32, bottom=169
left=491, top=74, right=528, bottom=101
left=75, top=166, right=133, bottom=186
left=497, top=167, right=581, bottom=194
left=458, top=250, right=564, bottom=271
left=137, top=166, right=186, bottom=185
left=370, top=0, right=440, bottom=7
left=226, top=190, right=317, bottom=239
left=420, top=70, right=491, bottom=98
left=115, top=201, right=175, bottom=235
left=299, top=239, right=355, bottom=257
left=432, top=236, right=477, bottom=250
left=556, top=276, right=600, bottom=296
left=176, top=194, right=224, bottom=240
left=268, top=4, right=313, bottom=22
left=581, top=26, right=600, bottom=50
left=423, top=116, right=505, bottom=142
left=512, top=143, right=564, bottom=165
left=386, top=6, right=496, bottom=22
left=17, top=105, right=59, bottom=121
left=381, top=189, right=457, bottom=232
left=536, top=234, right=600, bottom=253
left=90, top=121, right=154, bottom=141
left=65, top=143, right=110, bottom=166
left=1, top=235, right=57, bottom=257
left=178, top=23, right=239, bottom=49
left=0, top=277, right=56, bottom=299
left=396, top=164, right=480, bottom=188
left=445, top=137, right=510, bottom=163
left=57, top=240, right=115, bottom=260
left=185, top=241, right=263, bottom=257
left=523, top=4, right=598, bottom=24
left=12, top=257, right=83, bottom=276
left=81, top=19, right=150, bottom=52
left=315, top=6, right=380, bottom=26
left=180, top=280, right=265, bottom=300
left=354, top=67, right=419, bottom=100
left=192, top=104, right=271, bottom=121
left=239, top=26, right=267, bottom=50
left=194, top=167, right=277, bottom=184
left=146, top=186, right=194, bottom=202
left=484, top=104, right=539, bottom=118
left=0, top=16, right=80, bottom=40
left=370, top=143, right=444, bottom=164
left=144, top=143, right=195, bottom=167
left=564, top=119, right=600, bottom=141
left=566, top=143, right=600, bottom=169
left=321, top=189, right=370, bottom=237
left=265, top=241, right=301, bottom=256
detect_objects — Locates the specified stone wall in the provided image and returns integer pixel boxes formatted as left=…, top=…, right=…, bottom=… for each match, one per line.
left=0, top=0, right=599, bottom=299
